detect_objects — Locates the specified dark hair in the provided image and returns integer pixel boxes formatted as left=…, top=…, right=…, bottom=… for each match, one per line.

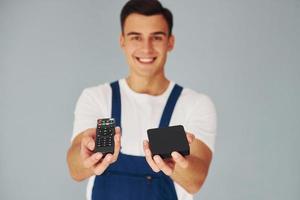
left=120, top=0, right=173, bottom=36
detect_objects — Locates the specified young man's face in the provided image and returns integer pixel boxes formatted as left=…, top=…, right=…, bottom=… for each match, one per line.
left=120, top=13, right=174, bottom=78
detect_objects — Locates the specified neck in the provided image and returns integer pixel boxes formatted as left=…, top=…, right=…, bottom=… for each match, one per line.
left=126, top=74, right=170, bottom=96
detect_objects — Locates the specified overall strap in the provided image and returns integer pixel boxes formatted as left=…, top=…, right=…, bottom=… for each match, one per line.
left=110, top=81, right=122, bottom=128
left=110, top=81, right=183, bottom=129
left=159, top=84, right=183, bottom=128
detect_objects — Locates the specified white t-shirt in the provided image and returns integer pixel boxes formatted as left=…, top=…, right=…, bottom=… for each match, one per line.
left=72, top=78, right=217, bottom=200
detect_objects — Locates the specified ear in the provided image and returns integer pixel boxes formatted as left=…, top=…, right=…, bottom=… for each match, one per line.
left=167, top=35, right=175, bottom=52
left=120, top=33, right=125, bottom=48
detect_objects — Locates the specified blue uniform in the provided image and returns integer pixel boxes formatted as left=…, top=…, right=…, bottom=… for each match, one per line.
left=92, top=81, right=183, bottom=200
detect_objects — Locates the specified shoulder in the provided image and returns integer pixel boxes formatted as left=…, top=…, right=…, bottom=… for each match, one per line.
left=176, top=85, right=217, bottom=152
left=75, top=82, right=112, bottom=114
left=179, top=86, right=216, bottom=111
left=72, top=82, right=113, bottom=140
left=80, top=82, right=111, bottom=99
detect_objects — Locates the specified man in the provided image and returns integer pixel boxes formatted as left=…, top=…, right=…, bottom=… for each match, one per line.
left=67, top=0, right=217, bottom=200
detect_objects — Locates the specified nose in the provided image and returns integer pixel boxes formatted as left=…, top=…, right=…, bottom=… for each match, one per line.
left=140, top=38, right=154, bottom=54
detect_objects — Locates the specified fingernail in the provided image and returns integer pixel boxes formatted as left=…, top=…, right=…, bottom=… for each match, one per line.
left=95, top=171, right=100, bottom=176
left=172, top=152, right=179, bottom=159
left=95, top=153, right=101, bottom=159
left=154, top=156, right=160, bottom=163
left=89, top=141, right=94, bottom=149
left=106, top=154, right=112, bottom=161
left=145, top=149, right=150, bottom=156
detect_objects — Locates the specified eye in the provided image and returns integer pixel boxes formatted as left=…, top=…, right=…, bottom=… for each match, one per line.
left=130, top=36, right=142, bottom=41
left=153, top=36, right=163, bottom=41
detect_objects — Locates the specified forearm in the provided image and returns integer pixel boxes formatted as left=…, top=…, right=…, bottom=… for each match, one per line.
left=66, top=134, right=94, bottom=181
left=171, top=138, right=212, bottom=194
left=171, top=155, right=209, bottom=194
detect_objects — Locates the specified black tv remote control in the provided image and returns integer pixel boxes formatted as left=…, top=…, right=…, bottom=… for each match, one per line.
left=94, top=118, right=115, bottom=155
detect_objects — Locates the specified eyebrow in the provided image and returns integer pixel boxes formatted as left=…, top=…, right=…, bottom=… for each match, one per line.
left=126, top=31, right=167, bottom=36
left=126, top=32, right=141, bottom=36
left=151, top=31, right=167, bottom=36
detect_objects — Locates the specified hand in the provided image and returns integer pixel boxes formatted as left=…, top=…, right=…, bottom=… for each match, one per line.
left=80, top=127, right=121, bottom=175
left=143, top=132, right=195, bottom=176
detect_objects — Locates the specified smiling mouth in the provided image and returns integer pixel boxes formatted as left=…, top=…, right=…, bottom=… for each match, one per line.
left=135, top=57, right=157, bottom=64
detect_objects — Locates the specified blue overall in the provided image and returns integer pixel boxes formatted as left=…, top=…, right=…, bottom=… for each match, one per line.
left=92, top=81, right=183, bottom=200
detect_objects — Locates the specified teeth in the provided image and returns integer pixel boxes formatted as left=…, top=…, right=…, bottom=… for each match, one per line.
left=137, top=57, right=155, bottom=63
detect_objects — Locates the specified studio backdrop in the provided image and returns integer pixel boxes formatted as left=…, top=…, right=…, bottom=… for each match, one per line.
left=1, top=0, right=299, bottom=199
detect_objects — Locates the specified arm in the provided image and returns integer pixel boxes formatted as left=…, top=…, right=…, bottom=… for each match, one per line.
left=143, top=134, right=212, bottom=194
left=66, top=127, right=121, bottom=181
left=171, top=137, right=212, bottom=193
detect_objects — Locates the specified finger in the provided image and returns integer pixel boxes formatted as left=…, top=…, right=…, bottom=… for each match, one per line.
left=93, top=154, right=113, bottom=175
left=115, top=126, right=121, bottom=135
left=82, top=152, right=103, bottom=168
left=80, top=136, right=95, bottom=160
left=111, top=127, right=121, bottom=163
left=143, top=140, right=160, bottom=172
left=186, top=133, right=195, bottom=144
left=165, top=158, right=175, bottom=169
left=153, top=155, right=173, bottom=176
left=84, top=128, right=97, bottom=139
left=171, top=151, right=189, bottom=169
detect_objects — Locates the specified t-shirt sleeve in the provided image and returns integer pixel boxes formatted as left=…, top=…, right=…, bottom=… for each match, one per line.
left=185, top=94, right=217, bottom=152
left=71, top=87, right=108, bottom=142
